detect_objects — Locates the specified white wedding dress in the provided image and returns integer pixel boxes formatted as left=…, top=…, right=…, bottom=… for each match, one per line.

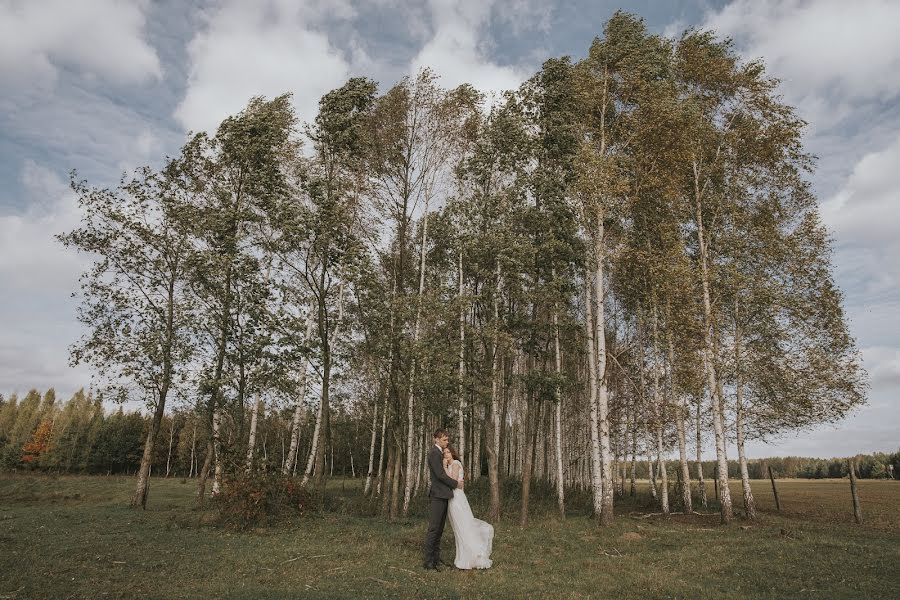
left=446, top=460, right=493, bottom=569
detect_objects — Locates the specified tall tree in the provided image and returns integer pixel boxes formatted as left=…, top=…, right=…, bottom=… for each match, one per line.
left=60, top=168, right=194, bottom=509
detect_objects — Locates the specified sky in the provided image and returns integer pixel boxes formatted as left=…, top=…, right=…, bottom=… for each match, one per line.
left=1, top=0, right=898, bottom=458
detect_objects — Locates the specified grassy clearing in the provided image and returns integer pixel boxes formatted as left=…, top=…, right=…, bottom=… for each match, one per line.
left=1, top=474, right=898, bottom=599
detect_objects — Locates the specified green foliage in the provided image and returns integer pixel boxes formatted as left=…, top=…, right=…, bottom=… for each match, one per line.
left=45, top=10, right=868, bottom=521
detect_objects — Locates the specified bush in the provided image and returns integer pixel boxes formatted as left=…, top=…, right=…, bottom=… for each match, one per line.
left=214, top=473, right=308, bottom=530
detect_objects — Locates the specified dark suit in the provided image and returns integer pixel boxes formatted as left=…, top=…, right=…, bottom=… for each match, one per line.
left=423, top=444, right=458, bottom=567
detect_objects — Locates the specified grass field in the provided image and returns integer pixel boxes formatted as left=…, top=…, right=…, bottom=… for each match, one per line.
left=1, top=474, right=898, bottom=599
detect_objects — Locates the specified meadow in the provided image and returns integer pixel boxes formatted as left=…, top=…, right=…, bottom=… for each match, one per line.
left=1, top=474, right=898, bottom=599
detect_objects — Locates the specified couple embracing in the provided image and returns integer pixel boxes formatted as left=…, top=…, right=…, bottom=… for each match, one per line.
left=423, top=428, right=494, bottom=571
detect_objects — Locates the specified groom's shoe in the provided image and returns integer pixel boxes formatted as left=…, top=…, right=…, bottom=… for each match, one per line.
left=423, top=561, right=437, bottom=571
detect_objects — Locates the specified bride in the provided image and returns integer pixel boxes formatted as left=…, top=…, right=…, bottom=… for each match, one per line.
left=443, top=446, right=493, bottom=569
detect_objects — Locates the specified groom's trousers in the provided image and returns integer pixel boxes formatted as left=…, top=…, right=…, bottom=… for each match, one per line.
left=424, top=497, right=449, bottom=565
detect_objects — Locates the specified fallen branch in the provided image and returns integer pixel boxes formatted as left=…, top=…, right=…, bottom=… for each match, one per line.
left=282, top=553, right=331, bottom=565
left=629, top=511, right=717, bottom=519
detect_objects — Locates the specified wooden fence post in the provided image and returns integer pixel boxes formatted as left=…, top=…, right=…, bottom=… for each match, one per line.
left=848, top=459, right=862, bottom=524
left=768, top=466, right=781, bottom=512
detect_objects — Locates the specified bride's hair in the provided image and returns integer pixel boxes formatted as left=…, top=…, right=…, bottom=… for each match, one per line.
left=445, top=445, right=460, bottom=462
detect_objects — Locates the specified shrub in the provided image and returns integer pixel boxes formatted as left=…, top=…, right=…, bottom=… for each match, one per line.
left=214, top=473, right=308, bottom=530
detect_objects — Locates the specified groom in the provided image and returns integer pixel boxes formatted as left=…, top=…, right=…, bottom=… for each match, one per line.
left=423, top=428, right=463, bottom=571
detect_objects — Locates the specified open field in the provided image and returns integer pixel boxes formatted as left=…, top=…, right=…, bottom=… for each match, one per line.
left=1, top=475, right=898, bottom=599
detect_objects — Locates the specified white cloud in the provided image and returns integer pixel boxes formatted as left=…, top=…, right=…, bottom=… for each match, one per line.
left=820, top=135, right=900, bottom=247
left=0, top=161, right=84, bottom=292
left=0, top=161, right=92, bottom=398
left=863, top=346, right=900, bottom=387
left=692, top=0, right=900, bottom=456
left=701, top=0, right=900, bottom=131
left=494, top=0, right=552, bottom=35
left=819, top=135, right=900, bottom=325
left=410, top=0, right=529, bottom=99
left=175, top=0, right=353, bottom=133
left=0, top=0, right=161, bottom=87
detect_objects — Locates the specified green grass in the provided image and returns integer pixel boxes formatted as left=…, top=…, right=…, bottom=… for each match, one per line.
left=1, top=474, right=898, bottom=599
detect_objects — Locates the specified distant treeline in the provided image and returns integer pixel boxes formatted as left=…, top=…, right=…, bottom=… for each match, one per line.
left=696, top=454, right=898, bottom=481
left=2, top=388, right=897, bottom=481
left=0, top=388, right=364, bottom=478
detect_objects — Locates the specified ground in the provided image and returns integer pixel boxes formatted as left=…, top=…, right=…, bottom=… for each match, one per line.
left=1, top=475, right=898, bottom=599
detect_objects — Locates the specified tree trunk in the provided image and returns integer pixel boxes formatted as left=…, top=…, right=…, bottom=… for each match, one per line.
left=646, top=427, right=657, bottom=501
left=131, top=384, right=169, bottom=509
left=472, top=405, right=482, bottom=480
left=694, top=163, right=732, bottom=524
left=768, top=466, right=781, bottom=511
left=553, top=308, right=565, bottom=519
left=663, top=331, right=692, bottom=513
left=284, top=319, right=315, bottom=475
left=584, top=272, right=604, bottom=521
left=364, top=392, right=380, bottom=496
left=165, top=417, right=175, bottom=478
left=403, top=205, right=429, bottom=516
left=734, top=313, right=756, bottom=520
left=196, top=439, right=213, bottom=506
left=381, top=440, right=395, bottom=515
left=849, top=459, right=862, bottom=524
left=301, top=382, right=326, bottom=487
left=244, top=262, right=274, bottom=473
left=519, top=393, right=536, bottom=527
left=629, top=404, right=637, bottom=496
left=592, top=230, right=614, bottom=525
left=650, top=308, right=669, bottom=515
left=695, top=398, right=707, bottom=506
left=486, top=263, right=502, bottom=523
left=389, top=439, right=402, bottom=521
left=245, top=392, right=263, bottom=473
left=458, top=249, right=466, bottom=467
left=132, top=270, right=178, bottom=508
left=305, top=285, right=344, bottom=488
left=375, top=401, right=388, bottom=495
left=189, top=423, right=197, bottom=478
left=211, top=405, right=224, bottom=496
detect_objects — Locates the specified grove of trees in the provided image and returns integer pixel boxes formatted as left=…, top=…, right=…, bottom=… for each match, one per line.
left=1, top=388, right=894, bottom=482
left=16, top=14, right=868, bottom=524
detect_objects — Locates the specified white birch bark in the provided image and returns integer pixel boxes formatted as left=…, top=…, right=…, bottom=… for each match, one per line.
left=693, top=160, right=733, bottom=523
left=188, top=423, right=196, bottom=478
left=591, top=229, right=614, bottom=525
left=695, top=397, right=707, bottom=506
left=283, top=317, right=315, bottom=475
left=302, top=285, right=345, bottom=487
left=734, top=309, right=755, bottom=519
left=651, top=310, right=669, bottom=514
left=244, top=258, right=274, bottom=472
left=472, top=405, right=482, bottom=480
left=375, top=400, right=388, bottom=495
left=364, top=391, right=380, bottom=496
left=584, top=272, right=604, bottom=520
left=487, top=262, right=502, bottom=522
left=553, top=307, right=566, bottom=519
left=628, top=406, right=637, bottom=496
left=165, top=419, right=175, bottom=478
left=211, top=407, right=223, bottom=496
left=457, top=250, right=466, bottom=466
left=402, top=200, right=429, bottom=516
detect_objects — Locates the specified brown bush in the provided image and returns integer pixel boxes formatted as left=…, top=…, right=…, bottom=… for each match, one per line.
left=214, top=473, right=308, bottom=530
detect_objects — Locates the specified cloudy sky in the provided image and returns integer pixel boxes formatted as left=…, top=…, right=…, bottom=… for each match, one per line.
left=1, top=0, right=897, bottom=457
